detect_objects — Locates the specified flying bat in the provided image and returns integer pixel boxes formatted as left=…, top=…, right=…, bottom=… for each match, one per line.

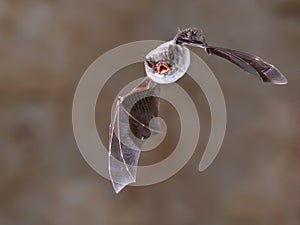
left=108, top=27, right=287, bottom=193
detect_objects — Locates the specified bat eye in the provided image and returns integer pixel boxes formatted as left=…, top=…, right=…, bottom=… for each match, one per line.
left=156, top=63, right=170, bottom=75
left=145, top=59, right=156, bottom=69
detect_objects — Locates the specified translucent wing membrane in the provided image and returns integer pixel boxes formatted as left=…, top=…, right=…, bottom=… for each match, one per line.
left=206, top=47, right=288, bottom=85
left=108, top=78, right=161, bottom=193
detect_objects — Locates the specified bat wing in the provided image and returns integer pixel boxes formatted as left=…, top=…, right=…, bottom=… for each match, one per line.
left=173, top=28, right=287, bottom=85
left=108, top=78, right=161, bottom=193
left=206, top=46, right=287, bottom=85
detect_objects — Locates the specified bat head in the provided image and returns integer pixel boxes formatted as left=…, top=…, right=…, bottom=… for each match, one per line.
left=144, top=40, right=190, bottom=84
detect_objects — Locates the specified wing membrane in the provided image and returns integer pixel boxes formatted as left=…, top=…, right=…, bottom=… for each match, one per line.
left=207, top=46, right=287, bottom=85
left=108, top=78, right=161, bottom=193
left=172, top=28, right=287, bottom=85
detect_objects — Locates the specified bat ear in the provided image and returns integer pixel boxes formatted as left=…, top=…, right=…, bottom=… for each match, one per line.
left=167, top=44, right=177, bottom=61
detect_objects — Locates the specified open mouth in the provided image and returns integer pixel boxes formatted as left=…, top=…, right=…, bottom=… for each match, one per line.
left=156, top=62, right=170, bottom=75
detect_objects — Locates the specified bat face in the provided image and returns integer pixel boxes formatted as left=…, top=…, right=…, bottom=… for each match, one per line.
left=144, top=40, right=190, bottom=84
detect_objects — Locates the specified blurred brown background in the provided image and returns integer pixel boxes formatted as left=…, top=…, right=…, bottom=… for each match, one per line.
left=0, top=0, right=299, bottom=225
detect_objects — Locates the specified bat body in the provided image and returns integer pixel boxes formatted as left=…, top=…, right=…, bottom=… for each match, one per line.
left=108, top=27, right=287, bottom=193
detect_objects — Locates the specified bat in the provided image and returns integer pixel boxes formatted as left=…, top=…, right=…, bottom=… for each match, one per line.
left=108, top=27, right=288, bottom=193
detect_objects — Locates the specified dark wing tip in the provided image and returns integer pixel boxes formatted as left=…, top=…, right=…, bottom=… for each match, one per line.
left=207, top=46, right=288, bottom=85
left=262, top=65, right=288, bottom=85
